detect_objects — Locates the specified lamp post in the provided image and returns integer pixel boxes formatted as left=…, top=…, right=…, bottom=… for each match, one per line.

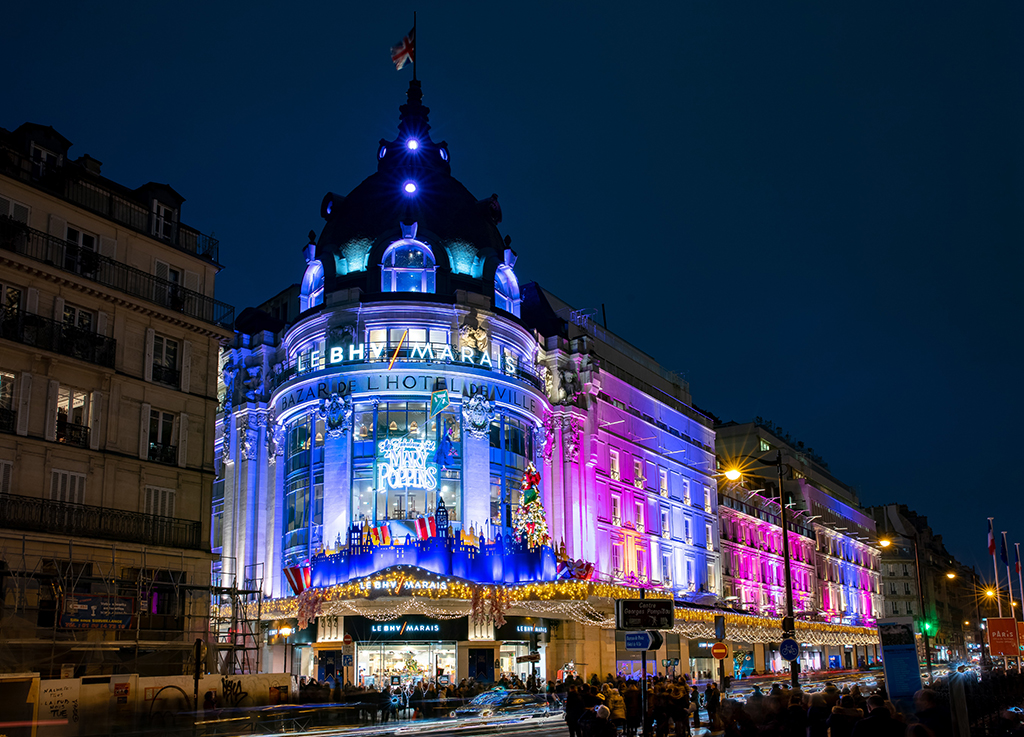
left=726, top=450, right=798, bottom=689
left=880, top=533, right=932, bottom=683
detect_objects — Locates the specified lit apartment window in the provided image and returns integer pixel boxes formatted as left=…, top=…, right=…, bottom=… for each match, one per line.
left=634, top=500, right=645, bottom=533
left=759, top=438, right=771, bottom=452
left=685, top=559, right=695, bottom=591
left=705, top=522, right=714, bottom=551
left=152, top=335, right=180, bottom=387
left=62, top=303, right=94, bottom=332
left=661, top=510, right=670, bottom=538
left=662, top=553, right=673, bottom=586
left=148, top=409, right=177, bottom=464
left=610, top=449, right=620, bottom=480
left=682, top=478, right=690, bottom=505
left=611, top=494, right=622, bottom=526
left=612, top=545, right=624, bottom=577
left=703, top=486, right=712, bottom=512
left=633, top=458, right=644, bottom=487
left=707, top=561, right=716, bottom=593
left=636, top=550, right=646, bottom=580
left=56, top=387, right=90, bottom=447
left=684, top=517, right=692, bottom=544
left=659, top=468, right=668, bottom=496
left=1, top=282, right=22, bottom=311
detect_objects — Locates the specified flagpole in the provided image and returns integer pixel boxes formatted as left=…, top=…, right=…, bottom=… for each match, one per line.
left=992, top=518, right=1003, bottom=617
left=1017, top=544, right=1024, bottom=623
left=412, top=11, right=417, bottom=82
left=1007, top=532, right=1021, bottom=673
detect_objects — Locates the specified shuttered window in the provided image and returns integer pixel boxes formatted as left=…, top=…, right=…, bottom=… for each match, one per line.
left=0, top=460, right=12, bottom=494
left=145, top=485, right=176, bottom=518
left=50, top=469, right=85, bottom=504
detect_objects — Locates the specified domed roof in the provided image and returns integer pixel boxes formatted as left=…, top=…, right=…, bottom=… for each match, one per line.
left=316, top=81, right=507, bottom=291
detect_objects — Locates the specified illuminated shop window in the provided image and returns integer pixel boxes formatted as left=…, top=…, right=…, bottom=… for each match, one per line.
left=381, top=239, right=436, bottom=293
left=494, top=264, right=520, bottom=316
left=367, top=327, right=450, bottom=362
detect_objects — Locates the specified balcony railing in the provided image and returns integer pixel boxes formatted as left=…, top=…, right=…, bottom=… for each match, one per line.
left=0, top=218, right=234, bottom=327
left=0, top=407, right=14, bottom=434
left=148, top=442, right=178, bottom=465
left=0, top=493, right=203, bottom=549
left=0, top=305, right=115, bottom=368
left=152, top=363, right=181, bottom=388
left=56, top=420, right=89, bottom=448
left=1, top=147, right=219, bottom=262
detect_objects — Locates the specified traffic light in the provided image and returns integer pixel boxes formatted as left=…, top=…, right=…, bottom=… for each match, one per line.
left=921, top=621, right=937, bottom=635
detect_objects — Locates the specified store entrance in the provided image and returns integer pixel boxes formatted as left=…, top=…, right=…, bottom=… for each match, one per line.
left=357, top=641, right=457, bottom=688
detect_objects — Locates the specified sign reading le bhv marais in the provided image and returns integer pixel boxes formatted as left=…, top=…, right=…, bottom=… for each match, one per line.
left=616, top=599, right=675, bottom=631
left=877, top=617, right=923, bottom=703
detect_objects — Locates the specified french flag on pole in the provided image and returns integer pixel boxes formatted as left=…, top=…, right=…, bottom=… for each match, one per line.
left=1016, top=545, right=1021, bottom=575
left=989, top=519, right=996, bottom=556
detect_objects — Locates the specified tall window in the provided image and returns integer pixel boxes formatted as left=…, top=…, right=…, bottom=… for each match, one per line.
left=0, top=371, right=14, bottom=433
left=612, top=544, right=624, bottom=576
left=145, top=485, right=176, bottom=517
left=707, top=560, right=716, bottom=592
left=152, top=335, right=179, bottom=386
left=381, top=240, right=436, bottom=293
left=154, top=202, right=176, bottom=240
left=684, top=516, right=692, bottom=544
left=609, top=449, right=620, bottom=480
left=633, top=458, right=644, bottom=485
left=634, top=500, right=645, bottom=533
left=611, top=495, right=622, bottom=526
left=659, top=469, right=668, bottom=495
left=65, top=225, right=97, bottom=273
left=50, top=469, right=85, bottom=504
left=148, top=409, right=176, bottom=464
left=685, top=559, right=694, bottom=590
left=703, top=486, right=712, bottom=511
left=759, top=438, right=771, bottom=452
left=1, top=282, right=22, bottom=312
left=662, top=553, right=673, bottom=586
left=682, top=478, right=690, bottom=505
left=494, top=264, right=520, bottom=316
left=56, top=387, right=89, bottom=447
left=705, top=522, right=714, bottom=550
left=661, top=509, right=670, bottom=537
left=0, top=195, right=30, bottom=224
left=636, top=550, right=646, bottom=580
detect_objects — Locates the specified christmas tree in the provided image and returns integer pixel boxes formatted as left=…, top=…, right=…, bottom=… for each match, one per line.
left=511, top=462, right=551, bottom=548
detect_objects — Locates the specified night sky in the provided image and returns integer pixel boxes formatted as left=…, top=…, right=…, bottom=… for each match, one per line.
left=6, top=3, right=1022, bottom=577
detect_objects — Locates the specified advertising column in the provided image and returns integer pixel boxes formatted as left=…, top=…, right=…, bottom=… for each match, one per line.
left=877, top=617, right=923, bottom=709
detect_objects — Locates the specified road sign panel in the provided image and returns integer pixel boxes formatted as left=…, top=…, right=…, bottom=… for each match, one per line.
left=343, top=634, right=353, bottom=645
left=625, top=631, right=664, bottom=651
left=711, top=643, right=728, bottom=660
left=616, top=599, right=674, bottom=630
left=342, top=654, right=353, bottom=667
left=780, top=638, right=800, bottom=661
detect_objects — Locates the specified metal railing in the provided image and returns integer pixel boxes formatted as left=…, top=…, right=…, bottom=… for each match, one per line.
left=56, top=420, right=89, bottom=448
left=0, top=493, right=203, bottom=549
left=151, top=363, right=180, bottom=388
left=148, top=442, right=178, bottom=465
left=0, top=218, right=233, bottom=327
left=1, top=146, right=219, bottom=261
left=0, top=304, right=116, bottom=368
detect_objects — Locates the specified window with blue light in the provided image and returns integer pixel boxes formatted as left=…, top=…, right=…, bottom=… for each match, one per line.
left=381, top=240, right=436, bottom=293
left=300, top=260, right=324, bottom=310
left=283, top=415, right=325, bottom=567
left=494, top=265, right=520, bottom=316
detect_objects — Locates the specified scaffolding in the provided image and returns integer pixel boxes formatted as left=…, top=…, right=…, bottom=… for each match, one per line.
left=0, top=535, right=262, bottom=678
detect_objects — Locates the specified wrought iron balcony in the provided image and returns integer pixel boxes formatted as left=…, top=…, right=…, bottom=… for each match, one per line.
left=56, top=419, right=89, bottom=448
left=0, top=146, right=219, bottom=262
left=0, top=305, right=116, bottom=368
left=0, top=407, right=14, bottom=434
left=0, top=218, right=233, bottom=327
left=0, top=493, right=203, bottom=549
left=148, top=442, right=178, bottom=465
left=151, top=363, right=180, bottom=388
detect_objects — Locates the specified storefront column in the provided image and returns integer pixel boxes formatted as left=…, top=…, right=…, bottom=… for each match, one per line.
left=462, top=428, right=490, bottom=532
left=267, top=446, right=286, bottom=598
left=754, top=643, right=767, bottom=673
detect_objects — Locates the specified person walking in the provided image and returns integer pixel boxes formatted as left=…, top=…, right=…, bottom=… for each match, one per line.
left=705, top=682, right=720, bottom=731
left=566, top=686, right=585, bottom=737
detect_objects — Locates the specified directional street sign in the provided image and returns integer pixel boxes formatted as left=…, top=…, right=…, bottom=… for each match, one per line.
left=624, top=630, right=665, bottom=651
left=616, top=600, right=674, bottom=630
left=780, top=638, right=800, bottom=662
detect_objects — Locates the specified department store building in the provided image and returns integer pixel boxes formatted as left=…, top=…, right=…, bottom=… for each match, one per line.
left=215, top=82, right=877, bottom=684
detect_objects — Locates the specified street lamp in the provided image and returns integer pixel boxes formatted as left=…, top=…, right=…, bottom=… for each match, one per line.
left=879, top=533, right=933, bottom=684
left=726, top=450, right=798, bottom=689
left=947, top=572, right=957, bottom=580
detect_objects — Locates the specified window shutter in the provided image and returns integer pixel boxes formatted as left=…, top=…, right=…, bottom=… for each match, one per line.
left=184, top=270, right=200, bottom=294
left=139, top=402, right=151, bottom=460
left=89, top=390, right=102, bottom=450
left=144, top=328, right=155, bottom=382
left=16, top=372, right=31, bottom=436
left=96, top=311, right=108, bottom=336
left=154, top=259, right=169, bottom=281
left=180, top=340, right=192, bottom=393
left=44, top=380, right=59, bottom=441
left=0, top=196, right=9, bottom=217
left=50, top=470, right=61, bottom=500
left=12, top=202, right=29, bottom=225
left=99, top=236, right=116, bottom=260
left=0, top=461, right=12, bottom=494
left=165, top=488, right=176, bottom=518
left=53, top=296, right=65, bottom=322
left=177, top=412, right=188, bottom=468
left=48, top=214, right=67, bottom=238
left=151, top=199, right=159, bottom=236
left=145, top=486, right=154, bottom=515
left=26, top=288, right=38, bottom=314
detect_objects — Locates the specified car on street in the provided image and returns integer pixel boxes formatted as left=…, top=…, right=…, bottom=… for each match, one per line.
left=449, top=690, right=555, bottom=719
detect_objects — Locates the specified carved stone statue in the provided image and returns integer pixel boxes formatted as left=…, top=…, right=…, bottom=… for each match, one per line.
left=242, top=365, right=263, bottom=401
left=319, top=393, right=353, bottom=438
left=462, top=392, right=494, bottom=438
left=458, top=322, right=489, bottom=354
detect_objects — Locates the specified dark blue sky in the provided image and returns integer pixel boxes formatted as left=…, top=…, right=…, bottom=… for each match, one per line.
left=6, top=2, right=1022, bottom=576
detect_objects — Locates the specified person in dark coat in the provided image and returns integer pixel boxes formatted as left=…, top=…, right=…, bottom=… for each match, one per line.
left=806, top=693, right=830, bottom=737
left=623, top=682, right=642, bottom=737
left=915, top=688, right=953, bottom=737
left=705, top=682, right=721, bottom=728
left=851, top=695, right=904, bottom=737
left=566, top=686, right=585, bottom=737
left=825, top=695, right=863, bottom=737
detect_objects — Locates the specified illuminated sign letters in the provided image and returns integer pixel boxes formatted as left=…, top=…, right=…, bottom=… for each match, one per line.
left=377, top=438, right=437, bottom=491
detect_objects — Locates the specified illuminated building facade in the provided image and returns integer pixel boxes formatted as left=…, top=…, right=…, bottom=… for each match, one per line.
left=217, top=84, right=878, bottom=683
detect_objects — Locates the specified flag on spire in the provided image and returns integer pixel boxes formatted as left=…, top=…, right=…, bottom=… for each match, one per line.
left=391, top=26, right=415, bottom=70
left=989, top=519, right=996, bottom=556
left=1000, top=533, right=1010, bottom=566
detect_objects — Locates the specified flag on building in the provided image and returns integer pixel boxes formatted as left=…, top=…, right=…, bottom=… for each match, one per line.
left=391, top=27, right=415, bottom=70
left=283, top=566, right=310, bottom=596
left=989, top=520, right=996, bottom=556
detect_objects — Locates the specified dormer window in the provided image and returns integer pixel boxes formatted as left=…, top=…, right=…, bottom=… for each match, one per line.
left=381, top=239, right=435, bottom=294
left=153, top=202, right=176, bottom=241
left=30, top=144, right=59, bottom=178
left=494, top=264, right=520, bottom=316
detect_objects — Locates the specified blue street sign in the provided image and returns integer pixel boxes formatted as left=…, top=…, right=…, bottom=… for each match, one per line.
left=625, top=631, right=654, bottom=651
left=780, top=638, right=800, bottom=661
left=342, top=654, right=353, bottom=667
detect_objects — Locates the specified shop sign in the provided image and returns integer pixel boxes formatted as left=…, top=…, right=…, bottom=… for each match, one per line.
left=495, top=617, right=548, bottom=641
left=377, top=438, right=437, bottom=491
left=60, top=594, right=133, bottom=629
left=327, top=340, right=497, bottom=370
left=356, top=575, right=450, bottom=595
left=345, top=615, right=468, bottom=642
left=688, top=640, right=716, bottom=658
left=988, top=617, right=1020, bottom=657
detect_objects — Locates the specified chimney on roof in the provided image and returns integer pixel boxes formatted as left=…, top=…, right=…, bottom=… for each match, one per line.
left=77, top=154, right=102, bottom=175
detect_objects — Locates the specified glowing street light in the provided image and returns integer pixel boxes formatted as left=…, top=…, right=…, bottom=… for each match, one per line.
left=987, top=590, right=996, bottom=598
left=947, top=572, right=957, bottom=580
left=879, top=539, right=892, bottom=548
left=724, top=469, right=741, bottom=482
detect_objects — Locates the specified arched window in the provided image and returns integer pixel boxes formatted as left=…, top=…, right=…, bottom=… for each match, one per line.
left=381, top=239, right=436, bottom=293
left=494, top=264, right=520, bottom=316
left=299, top=260, right=324, bottom=311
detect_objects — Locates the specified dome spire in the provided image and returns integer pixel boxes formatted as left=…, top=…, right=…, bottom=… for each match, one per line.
left=398, top=79, right=430, bottom=140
